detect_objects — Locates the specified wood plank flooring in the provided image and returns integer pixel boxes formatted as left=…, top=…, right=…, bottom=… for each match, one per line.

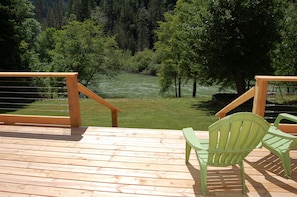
left=0, top=125, right=296, bottom=197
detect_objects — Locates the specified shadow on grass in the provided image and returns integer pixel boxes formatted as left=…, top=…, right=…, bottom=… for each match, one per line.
left=191, top=99, right=252, bottom=116
left=191, top=100, right=222, bottom=116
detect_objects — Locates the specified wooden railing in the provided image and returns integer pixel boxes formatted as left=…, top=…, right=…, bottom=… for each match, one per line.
left=216, top=75, right=297, bottom=133
left=0, top=72, right=120, bottom=127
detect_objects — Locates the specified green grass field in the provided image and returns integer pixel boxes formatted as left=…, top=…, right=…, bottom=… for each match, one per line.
left=80, top=97, right=222, bottom=130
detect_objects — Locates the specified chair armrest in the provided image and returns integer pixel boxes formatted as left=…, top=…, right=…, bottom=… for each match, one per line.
left=274, top=113, right=297, bottom=128
left=182, top=127, right=208, bottom=151
left=268, top=126, right=297, bottom=139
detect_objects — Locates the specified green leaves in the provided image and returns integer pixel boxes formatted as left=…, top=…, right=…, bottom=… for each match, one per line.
left=155, top=0, right=286, bottom=96
left=33, top=19, right=121, bottom=86
left=155, top=0, right=207, bottom=97
left=272, top=1, right=297, bottom=77
left=200, top=0, right=282, bottom=94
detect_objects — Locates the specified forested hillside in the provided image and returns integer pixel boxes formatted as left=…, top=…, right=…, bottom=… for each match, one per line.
left=1, top=0, right=297, bottom=98
left=30, top=0, right=177, bottom=54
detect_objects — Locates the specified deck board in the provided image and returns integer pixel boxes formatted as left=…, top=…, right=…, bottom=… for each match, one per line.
left=0, top=125, right=296, bottom=196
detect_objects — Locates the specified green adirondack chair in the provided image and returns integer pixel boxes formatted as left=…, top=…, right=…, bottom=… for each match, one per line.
left=262, top=113, right=297, bottom=178
left=183, top=112, right=270, bottom=195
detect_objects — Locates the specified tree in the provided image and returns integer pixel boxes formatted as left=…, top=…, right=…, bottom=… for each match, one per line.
left=155, top=12, right=180, bottom=97
left=68, top=0, right=96, bottom=22
left=0, top=0, right=37, bottom=71
left=33, top=19, right=121, bottom=86
left=155, top=0, right=207, bottom=97
left=124, top=49, right=158, bottom=75
left=173, top=0, right=209, bottom=97
left=201, top=0, right=283, bottom=95
left=35, top=27, right=56, bottom=64
left=148, top=0, right=177, bottom=49
left=113, top=0, right=139, bottom=54
left=48, top=0, right=64, bottom=28
left=97, top=0, right=177, bottom=54
left=272, top=1, right=297, bottom=77
left=19, top=18, right=41, bottom=70
left=137, top=5, right=151, bottom=51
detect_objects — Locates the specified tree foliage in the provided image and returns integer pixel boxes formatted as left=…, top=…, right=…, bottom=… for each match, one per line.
left=32, top=19, right=121, bottom=86
left=201, top=0, right=283, bottom=95
left=123, top=49, right=159, bottom=75
left=0, top=0, right=38, bottom=71
left=30, top=0, right=177, bottom=54
left=272, top=1, right=297, bottom=76
left=155, top=0, right=208, bottom=97
left=156, top=0, right=284, bottom=96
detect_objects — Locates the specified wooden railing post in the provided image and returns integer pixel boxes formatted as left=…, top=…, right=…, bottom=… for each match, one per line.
left=66, top=75, right=81, bottom=127
left=111, top=110, right=118, bottom=127
left=252, top=77, right=268, bottom=117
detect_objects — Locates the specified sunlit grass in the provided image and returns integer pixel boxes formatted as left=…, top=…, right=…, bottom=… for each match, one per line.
left=80, top=97, right=220, bottom=131
left=7, top=99, right=69, bottom=116
left=8, top=97, right=220, bottom=131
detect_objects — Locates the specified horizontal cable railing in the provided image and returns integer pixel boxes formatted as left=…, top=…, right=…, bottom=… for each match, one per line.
left=0, top=78, right=68, bottom=115
left=0, top=72, right=120, bottom=127
left=216, top=76, right=297, bottom=133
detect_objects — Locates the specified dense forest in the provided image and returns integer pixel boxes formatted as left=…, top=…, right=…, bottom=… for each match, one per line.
left=31, top=0, right=177, bottom=54
left=1, top=0, right=297, bottom=97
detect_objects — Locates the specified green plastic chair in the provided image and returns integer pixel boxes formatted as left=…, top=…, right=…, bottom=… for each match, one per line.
left=262, top=113, right=297, bottom=178
left=183, top=112, right=270, bottom=195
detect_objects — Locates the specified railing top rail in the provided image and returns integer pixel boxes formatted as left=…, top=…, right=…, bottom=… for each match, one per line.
left=255, top=75, right=297, bottom=82
left=215, top=87, right=255, bottom=118
left=0, top=72, right=78, bottom=77
left=77, top=83, right=120, bottom=112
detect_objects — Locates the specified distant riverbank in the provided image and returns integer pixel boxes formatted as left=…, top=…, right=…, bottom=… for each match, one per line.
left=91, top=72, right=236, bottom=99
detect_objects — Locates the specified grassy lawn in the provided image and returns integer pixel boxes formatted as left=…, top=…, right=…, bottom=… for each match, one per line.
left=80, top=72, right=234, bottom=130
left=80, top=97, right=221, bottom=131
left=9, top=96, right=222, bottom=131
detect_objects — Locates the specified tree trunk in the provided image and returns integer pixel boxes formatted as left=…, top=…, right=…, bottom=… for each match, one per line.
left=174, top=76, right=178, bottom=98
left=178, top=77, right=181, bottom=97
left=234, top=72, right=246, bottom=95
left=192, top=78, right=197, bottom=97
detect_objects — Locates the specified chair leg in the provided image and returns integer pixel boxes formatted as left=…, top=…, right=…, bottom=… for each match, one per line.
left=279, top=151, right=292, bottom=179
left=199, top=162, right=207, bottom=195
left=185, top=142, right=192, bottom=164
left=239, top=161, right=247, bottom=194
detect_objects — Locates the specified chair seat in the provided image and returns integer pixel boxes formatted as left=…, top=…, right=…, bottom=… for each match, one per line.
left=263, top=126, right=297, bottom=152
left=262, top=113, right=297, bottom=178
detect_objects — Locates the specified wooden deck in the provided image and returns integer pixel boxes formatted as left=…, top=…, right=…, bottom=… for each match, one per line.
left=0, top=125, right=296, bottom=197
